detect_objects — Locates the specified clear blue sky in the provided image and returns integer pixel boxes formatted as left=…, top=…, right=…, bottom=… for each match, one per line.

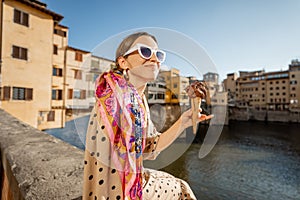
left=43, top=0, right=300, bottom=81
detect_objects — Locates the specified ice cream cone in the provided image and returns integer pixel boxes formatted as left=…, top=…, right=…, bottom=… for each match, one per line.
left=185, top=80, right=208, bottom=134
left=192, top=97, right=201, bottom=134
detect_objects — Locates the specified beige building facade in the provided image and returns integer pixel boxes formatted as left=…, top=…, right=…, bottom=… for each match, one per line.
left=289, top=60, right=300, bottom=111
left=39, top=24, right=68, bottom=130
left=0, top=0, right=63, bottom=129
left=224, top=61, right=300, bottom=111
left=65, top=46, right=90, bottom=115
left=86, top=55, right=114, bottom=107
left=203, top=72, right=227, bottom=106
left=0, top=0, right=108, bottom=130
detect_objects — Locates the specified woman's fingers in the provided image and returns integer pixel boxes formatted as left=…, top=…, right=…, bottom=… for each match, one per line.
left=198, top=114, right=214, bottom=122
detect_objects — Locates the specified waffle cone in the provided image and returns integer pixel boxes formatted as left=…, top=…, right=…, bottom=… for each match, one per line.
left=191, top=97, right=201, bottom=134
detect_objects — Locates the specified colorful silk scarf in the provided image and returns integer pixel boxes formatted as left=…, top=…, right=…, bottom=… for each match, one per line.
left=95, top=71, right=146, bottom=199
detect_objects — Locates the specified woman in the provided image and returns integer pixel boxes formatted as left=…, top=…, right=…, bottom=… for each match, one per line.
left=82, top=32, right=212, bottom=200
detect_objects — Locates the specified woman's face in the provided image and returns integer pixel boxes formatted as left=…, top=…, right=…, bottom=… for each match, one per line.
left=124, top=36, right=161, bottom=82
left=126, top=35, right=160, bottom=68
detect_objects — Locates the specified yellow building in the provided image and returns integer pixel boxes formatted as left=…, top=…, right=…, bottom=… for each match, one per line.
left=0, top=0, right=63, bottom=129
left=160, top=68, right=189, bottom=105
left=223, top=72, right=237, bottom=105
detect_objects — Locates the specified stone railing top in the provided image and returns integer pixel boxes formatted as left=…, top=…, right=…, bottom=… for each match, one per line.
left=0, top=109, right=84, bottom=199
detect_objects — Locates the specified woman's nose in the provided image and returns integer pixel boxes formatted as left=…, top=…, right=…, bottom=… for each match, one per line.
left=150, top=52, right=159, bottom=63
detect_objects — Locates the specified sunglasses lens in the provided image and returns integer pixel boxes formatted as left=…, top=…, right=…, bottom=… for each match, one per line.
left=156, top=51, right=165, bottom=62
left=140, top=47, right=152, bottom=59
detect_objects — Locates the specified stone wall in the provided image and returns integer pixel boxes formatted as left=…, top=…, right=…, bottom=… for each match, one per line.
left=0, top=109, right=84, bottom=199
left=229, top=107, right=300, bottom=123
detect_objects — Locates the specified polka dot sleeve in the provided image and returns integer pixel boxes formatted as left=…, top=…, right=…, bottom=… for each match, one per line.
left=143, top=119, right=161, bottom=160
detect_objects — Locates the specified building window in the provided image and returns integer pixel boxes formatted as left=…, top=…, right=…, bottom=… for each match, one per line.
left=75, top=52, right=83, bottom=61
left=12, top=45, right=28, bottom=60
left=171, top=94, right=177, bottom=99
left=47, top=111, right=55, bottom=121
left=13, top=9, right=29, bottom=27
left=12, top=87, right=33, bottom=100
left=73, top=89, right=80, bottom=99
left=54, top=29, right=67, bottom=37
left=73, top=89, right=86, bottom=99
left=282, top=86, right=286, bottom=90
left=282, top=80, right=286, bottom=84
left=94, top=74, right=99, bottom=81
left=88, top=90, right=94, bottom=98
left=91, top=60, right=100, bottom=69
left=270, top=87, right=273, bottom=90
left=282, top=92, right=286, bottom=95
left=68, top=89, right=73, bottom=99
left=270, top=93, right=273, bottom=96
left=80, top=90, right=86, bottom=99
left=291, top=74, right=295, bottom=78
left=53, top=67, right=63, bottom=76
left=53, top=45, right=58, bottom=55
left=52, top=89, right=62, bottom=100
left=290, top=80, right=297, bottom=85
left=1, top=86, right=11, bottom=100
left=74, top=70, right=82, bottom=79
left=173, top=83, right=177, bottom=88
left=157, top=93, right=165, bottom=100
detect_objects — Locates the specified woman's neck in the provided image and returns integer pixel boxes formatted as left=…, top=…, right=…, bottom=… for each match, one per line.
left=136, top=85, right=146, bottom=97
left=128, top=71, right=147, bottom=97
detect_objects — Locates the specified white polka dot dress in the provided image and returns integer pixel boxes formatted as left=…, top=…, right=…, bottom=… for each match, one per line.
left=82, top=103, right=197, bottom=200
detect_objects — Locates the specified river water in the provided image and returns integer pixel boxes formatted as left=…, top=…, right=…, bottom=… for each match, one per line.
left=45, top=119, right=300, bottom=199
left=160, top=121, right=300, bottom=200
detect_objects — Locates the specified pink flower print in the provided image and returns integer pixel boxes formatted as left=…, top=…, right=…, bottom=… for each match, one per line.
left=111, top=72, right=127, bottom=88
left=105, top=94, right=116, bottom=116
left=96, top=82, right=111, bottom=98
left=118, top=78, right=127, bottom=88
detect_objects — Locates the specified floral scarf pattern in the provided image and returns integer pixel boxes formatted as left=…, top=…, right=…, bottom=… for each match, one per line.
left=95, top=71, right=146, bottom=199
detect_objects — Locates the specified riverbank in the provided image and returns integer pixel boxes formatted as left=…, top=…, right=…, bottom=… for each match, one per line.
left=229, top=107, right=300, bottom=123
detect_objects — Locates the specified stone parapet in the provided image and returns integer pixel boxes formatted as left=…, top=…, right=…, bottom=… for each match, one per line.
left=0, top=109, right=84, bottom=199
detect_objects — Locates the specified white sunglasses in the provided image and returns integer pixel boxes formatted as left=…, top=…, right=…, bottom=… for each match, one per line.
left=123, top=43, right=166, bottom=63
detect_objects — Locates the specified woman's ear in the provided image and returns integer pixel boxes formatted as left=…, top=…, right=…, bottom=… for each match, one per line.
left=117, top=56, right=128, bottom=70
